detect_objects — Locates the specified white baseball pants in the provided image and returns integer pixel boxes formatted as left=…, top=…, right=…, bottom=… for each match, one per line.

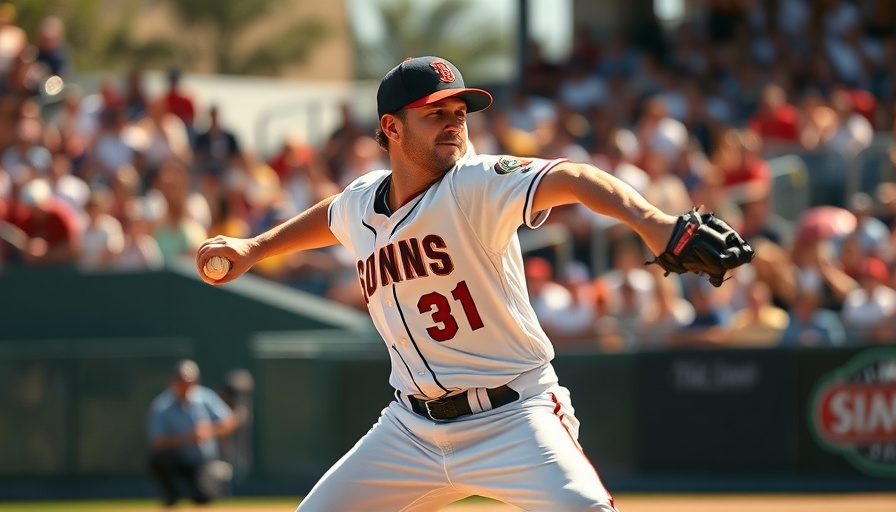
left=294, top=385, right=618, bottom=511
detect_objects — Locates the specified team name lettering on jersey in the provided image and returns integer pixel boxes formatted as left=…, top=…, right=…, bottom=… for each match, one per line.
left=356, top=234, right=455, bottom=302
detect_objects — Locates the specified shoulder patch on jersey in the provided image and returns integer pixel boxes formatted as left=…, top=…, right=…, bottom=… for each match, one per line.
left=494, top=156, right=533, bottom=175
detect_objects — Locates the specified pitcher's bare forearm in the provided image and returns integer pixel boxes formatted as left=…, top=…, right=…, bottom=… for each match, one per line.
left=250, top=196, right=340, bottom=261
left=534, top=162, right=677, bottom=256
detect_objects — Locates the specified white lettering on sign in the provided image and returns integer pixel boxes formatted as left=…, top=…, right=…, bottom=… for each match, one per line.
left=825, top=387, right=896, bottom=441
left=672, top=359, right=761, bottom=392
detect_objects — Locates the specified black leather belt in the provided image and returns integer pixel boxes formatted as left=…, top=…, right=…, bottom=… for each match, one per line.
left=407, top=385, right=519, bottom=421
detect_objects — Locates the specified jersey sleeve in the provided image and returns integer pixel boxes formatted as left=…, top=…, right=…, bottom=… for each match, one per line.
left=452, top=155, right=566, bottom=252
left=327, top=191, right=351, bottom=252
left=327, top=170, right=390, bottom=254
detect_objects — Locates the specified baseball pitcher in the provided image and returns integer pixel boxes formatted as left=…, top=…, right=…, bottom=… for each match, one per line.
left=197, top=56, right=753, bottom=511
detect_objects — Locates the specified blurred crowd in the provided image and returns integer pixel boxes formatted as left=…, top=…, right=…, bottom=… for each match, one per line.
left=0, top=0, right=895, bottom=351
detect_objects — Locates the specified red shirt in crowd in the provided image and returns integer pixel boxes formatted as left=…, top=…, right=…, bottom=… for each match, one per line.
left=747, top=103, right=800, bottom=143
left=164, top=90, right=196, bottom=128
left=13, top=198, right=81, bottom=249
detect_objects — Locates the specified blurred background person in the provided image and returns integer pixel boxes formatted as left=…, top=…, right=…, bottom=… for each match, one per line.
left=9, top=177, right=80, bottom=267
left=111, top=197, right=163, bottom=271
left=727, top=280, right=789, bottom=348
left=147, top=359, right=236, bottom=508
left=840, top=257, right=896, bottom=344
left=148, top=159, right=208, bottom=266
left=666, top=276, right=733, bottom=349
left=76, top=186, right=123, bottom=272
left=779, top=287, right=848, bottom=348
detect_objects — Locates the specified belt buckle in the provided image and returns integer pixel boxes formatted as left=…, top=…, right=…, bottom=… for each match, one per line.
left=424, top=397, right=459, bottom=420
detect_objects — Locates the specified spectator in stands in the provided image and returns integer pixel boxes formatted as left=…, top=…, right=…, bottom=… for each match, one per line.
left=728, top=280, right=789, bottom=347
left=207, top=192, right=250, bottom=240
left=840, top=257, right=896, bottom=344
left=824, top=88, right=874, bottom=156
left=791, top=228, right=858, bottom=312
left=680, top=78, right=722, bottom=156
left=77, top=186, right=123, bottom=272
left=149, top=159, right=207, bottom=266
left=711, top=127, right=773, bottom=206
left=690, top=164, right=744, bottom=235
left=525, top=256, right=582, bottom=344
left=820, top=0, right=882, bottom=89
left=112, top=197, right=163, bottom=271
left=1, top=116, right=52, bottom=186
left=126, top=97, right=193, bottom=174
left=320, top=102, right=367, bottom=180
left=595, top=31, right=641, bottom=80
left=335, top=135, right=387, bottom=188
left=33, top=16, right=72, bottom=81
left=736, top=189, right=793, bottom=249
left=597, top=237, right=656, bottom=315
left=193, top=104, right=241, bottom=180
left=566, top=24, right=601, bottom=72
left=747, top=84, right=801, bottom=151
left=666, top=276, right=733, bottom=348
left=147, top=359, right=236, bottom=508
left=536, top=106, right=591, bottom=162
left=46, top=86, right=92, bottom=175
left=640, top=145, right=692, bottom=217
left=105, top=163, right=142, bottom=221
left=1, top=42, right=41, bottom=98
left=272, top=137, right=338, bottom=218
left=73, top=77, right=125, bottom=144
left=519, top=39, right=563, bottom=99
left=636, top=269, right=695, bottom=349
left=634, top=96, right=688, bottom=165
left=592, top=128, right=650, bottom=198
left=505, top=86, right=558, bottom=136
left=667, top=22, right=710, bottom=78
left=84, top=107, right=135, bottom=186
left=537, top=260, right=600, bottom=350
left=47, top=151, right=89, bottom=216
left=779, top=287, right=847, bottom=347
left=161, top=67, right=196, bottom=139
left=556, top=60, right=609, bottom=113
left=10, top=177, right=80, bottom=267
left=123, top=67, right=148, bottom=121
left=595, top=271, right=653, bottom=352
left=267, top=132, right=313, bottom=182
left=847, top=191, right=892, bottom=261
left=0, top=3, right=26, bottom=78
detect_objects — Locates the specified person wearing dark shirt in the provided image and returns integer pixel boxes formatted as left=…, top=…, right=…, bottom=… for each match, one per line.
left=193, top=104, right=241, bottom=178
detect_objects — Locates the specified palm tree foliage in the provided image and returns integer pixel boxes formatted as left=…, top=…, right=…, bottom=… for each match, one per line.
left=163, top=0, right=331, bottom=74
left=14, top=0, right=332, bottom=75
left=351, top=0, right=513, bottom=85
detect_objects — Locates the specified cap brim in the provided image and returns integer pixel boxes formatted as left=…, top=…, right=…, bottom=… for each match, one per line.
left=404, top=88, right=493, bottom=113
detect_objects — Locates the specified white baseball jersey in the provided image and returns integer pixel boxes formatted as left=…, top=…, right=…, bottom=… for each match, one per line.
left=328, top=154, right=565, bottom=398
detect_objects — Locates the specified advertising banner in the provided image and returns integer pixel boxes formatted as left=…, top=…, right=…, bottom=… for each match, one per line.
left=804, top=347, right=896, bottom=479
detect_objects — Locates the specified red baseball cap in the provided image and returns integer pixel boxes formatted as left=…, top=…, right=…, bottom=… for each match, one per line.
left=376, top=56, right=493, bottom=119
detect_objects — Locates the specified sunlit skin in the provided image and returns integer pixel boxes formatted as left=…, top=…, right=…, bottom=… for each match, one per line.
left=379, top=98, right=467, bottom=211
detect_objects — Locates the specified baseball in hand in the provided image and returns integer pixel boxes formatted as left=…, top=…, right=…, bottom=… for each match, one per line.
left=203, top=256, right=231, bottom=280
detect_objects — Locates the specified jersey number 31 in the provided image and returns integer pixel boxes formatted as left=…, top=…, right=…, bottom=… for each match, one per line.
left=417, top=280, right=484, bottom=342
